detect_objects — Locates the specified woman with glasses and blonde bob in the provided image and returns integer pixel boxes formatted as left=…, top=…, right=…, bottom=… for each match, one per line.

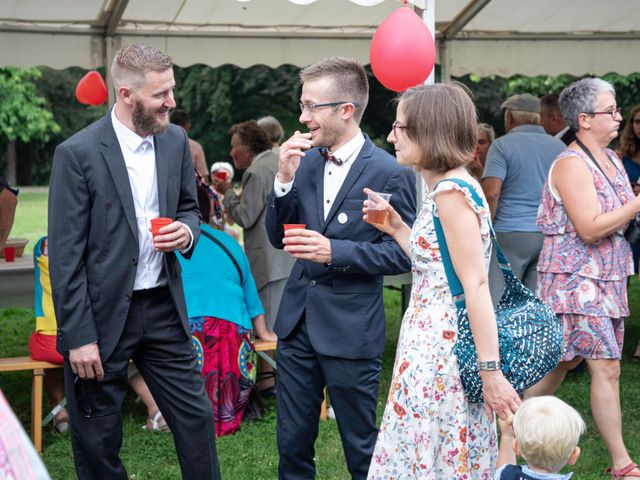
left=365, top=82, right=520, bottom=479
left=528, top=78, right=640, bottom=479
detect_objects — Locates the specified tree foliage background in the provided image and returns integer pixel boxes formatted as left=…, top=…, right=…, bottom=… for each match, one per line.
left=1, top=65, right=640, bottom=185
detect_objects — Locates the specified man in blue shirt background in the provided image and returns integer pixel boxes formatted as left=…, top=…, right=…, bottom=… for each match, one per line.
left=482, top=94, right=565, bottom=292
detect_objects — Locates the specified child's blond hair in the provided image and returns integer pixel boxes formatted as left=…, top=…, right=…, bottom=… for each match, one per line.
left=512, top=396, right=585, bottom=472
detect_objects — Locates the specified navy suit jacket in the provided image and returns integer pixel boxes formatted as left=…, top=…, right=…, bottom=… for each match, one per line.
left=266, top=134, right=416, bottom=359
left=48, top=113, right=200, bottom=361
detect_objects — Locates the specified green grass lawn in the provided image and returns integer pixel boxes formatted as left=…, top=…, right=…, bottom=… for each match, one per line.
left=8, top=188, right=49, bottom=256
left=2, top=193, right=640, bottom=478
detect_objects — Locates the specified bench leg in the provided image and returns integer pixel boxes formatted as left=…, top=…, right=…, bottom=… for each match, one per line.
left=32, top=368, right=45, bottom=454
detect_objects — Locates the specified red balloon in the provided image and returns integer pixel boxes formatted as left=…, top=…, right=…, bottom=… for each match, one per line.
left=370, top=7, right=436, bottom=92
left=75, top=71, right=108, bottom=106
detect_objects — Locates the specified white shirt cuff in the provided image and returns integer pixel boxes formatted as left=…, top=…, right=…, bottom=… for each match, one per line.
left=178, top=221, right=194, bottom=253
left=274, top=175, right=294, bottom=198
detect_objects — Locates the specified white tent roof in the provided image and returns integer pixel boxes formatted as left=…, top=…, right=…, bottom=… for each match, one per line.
left=1, top=0, right=639, bottom=77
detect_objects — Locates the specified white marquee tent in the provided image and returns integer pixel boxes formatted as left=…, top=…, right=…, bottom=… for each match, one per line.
left=1, top=0, right=639, bottom=79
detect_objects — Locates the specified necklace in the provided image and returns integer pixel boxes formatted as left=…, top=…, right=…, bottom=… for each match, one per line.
left=603, top=160, right=611, bottom=169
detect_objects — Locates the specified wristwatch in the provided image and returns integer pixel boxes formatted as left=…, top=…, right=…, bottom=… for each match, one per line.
left=477, top=360, right=501, bottom=371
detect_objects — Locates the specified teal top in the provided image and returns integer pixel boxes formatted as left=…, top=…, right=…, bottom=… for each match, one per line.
left=177, top=224, right=264, bottom=330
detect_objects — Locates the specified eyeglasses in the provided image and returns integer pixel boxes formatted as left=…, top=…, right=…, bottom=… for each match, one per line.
left=392, top=121, right=408, bottom=137
left=584, top=107, right=623, bottom=119
left=299, top=101, right=356, bottom=113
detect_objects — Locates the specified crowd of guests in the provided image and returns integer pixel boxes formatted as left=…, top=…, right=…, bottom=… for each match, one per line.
left=3, top=42, right=640, bottom=480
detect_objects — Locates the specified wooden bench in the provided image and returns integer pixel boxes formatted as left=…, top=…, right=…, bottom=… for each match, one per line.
left=0, top=356, right=62, bottom=454
left=253, top=339, right=327, bottom=420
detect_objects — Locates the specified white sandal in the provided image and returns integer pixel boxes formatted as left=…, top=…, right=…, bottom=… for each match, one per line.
left=142, top=411, right=170, bottom=432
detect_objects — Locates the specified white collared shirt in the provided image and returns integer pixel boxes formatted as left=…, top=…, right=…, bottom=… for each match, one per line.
left=111, top=108, right=164, bottom=290
left=555, top=126, right=570, bottom=139
left=274, top=130, right=365, bottom=220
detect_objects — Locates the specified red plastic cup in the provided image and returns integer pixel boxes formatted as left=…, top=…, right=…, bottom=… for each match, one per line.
left=150, top=217, right=173, bottom=236
left=283, top=224, right=307, bottom=251
left=283, top=223, right=307, bottom=234
left=214, top=170, right=228, bottom=181
left=4, top=246, right=16, bottom=262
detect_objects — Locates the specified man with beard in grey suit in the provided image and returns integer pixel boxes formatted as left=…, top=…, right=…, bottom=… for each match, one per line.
left=48, top=43, right=220, bottom=480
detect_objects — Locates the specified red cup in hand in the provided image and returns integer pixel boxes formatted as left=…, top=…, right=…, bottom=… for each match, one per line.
left=150, top=217, right=173, bottom=237
left=283, top=224, right=307, bottom=253
left=214, top=171, right=228, bottom=181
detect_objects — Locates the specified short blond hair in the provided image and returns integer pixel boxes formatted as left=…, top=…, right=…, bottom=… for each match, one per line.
left=513, top=396, right=585, bottom=472
left=111, top=43, right=173, bottom=90
left=299, top=57, right=369, bottom=123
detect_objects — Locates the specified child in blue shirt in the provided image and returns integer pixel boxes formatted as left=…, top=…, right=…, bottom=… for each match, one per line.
left=495, top=396, right=585, bottom=480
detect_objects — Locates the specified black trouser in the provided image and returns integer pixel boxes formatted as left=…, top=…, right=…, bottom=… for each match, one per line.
left=276, top=317, right=382, bottom=480
left=64, top=286, right=220, bottom=480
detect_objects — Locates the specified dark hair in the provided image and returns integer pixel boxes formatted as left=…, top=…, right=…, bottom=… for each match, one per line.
left=540, top=93, right=560, bottom=111
left=299, top=57, right=369, bottom=123
left=619, top=104, right=640, bottom=158
left=229, top=120, right=271, bottom=155
left=170, top=110, right=189, bottom=128
left=399, top=82, right=477, bottom=172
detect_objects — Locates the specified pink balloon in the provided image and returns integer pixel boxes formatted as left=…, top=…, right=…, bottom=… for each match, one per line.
left=370, top=7, right=436, bottom=92
left=75, top=71, right=108, bottom=106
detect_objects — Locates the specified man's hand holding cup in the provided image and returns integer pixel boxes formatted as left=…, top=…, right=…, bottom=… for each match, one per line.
left=151, top=217, right=191, bottom=252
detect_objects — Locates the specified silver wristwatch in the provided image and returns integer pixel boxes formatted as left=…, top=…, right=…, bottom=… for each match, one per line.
left=477, top=360, right=501, bottom=371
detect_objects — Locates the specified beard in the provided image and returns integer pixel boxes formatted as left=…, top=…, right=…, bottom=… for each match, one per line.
left=132, top=100, right=170, bottom=136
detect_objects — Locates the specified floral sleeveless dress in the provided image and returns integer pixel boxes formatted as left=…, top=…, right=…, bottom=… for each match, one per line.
left=536, top=148, right=634, bottom=360
left=368, top=178, right=496, bottom=480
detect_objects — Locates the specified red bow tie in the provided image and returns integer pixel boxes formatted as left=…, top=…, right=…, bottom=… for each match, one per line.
left=322, top=148, right=344, bottom=166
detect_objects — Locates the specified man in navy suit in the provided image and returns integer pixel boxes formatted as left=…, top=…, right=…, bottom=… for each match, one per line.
left=266, top=57, right=416, bottom=479
left=48, top=44, right=219, bottom=479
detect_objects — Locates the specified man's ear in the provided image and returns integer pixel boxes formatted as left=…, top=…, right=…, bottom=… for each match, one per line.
left=339, top=103, right=357, bottom=121
left=567, top=446, right=580, bottom=465
left=118, top=86, right=135, bottom=105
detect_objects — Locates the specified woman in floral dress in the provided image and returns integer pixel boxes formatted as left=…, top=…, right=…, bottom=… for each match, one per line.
left=526, top=78, right=640, bottom=478
left=366, top=83, right=520, bottom=479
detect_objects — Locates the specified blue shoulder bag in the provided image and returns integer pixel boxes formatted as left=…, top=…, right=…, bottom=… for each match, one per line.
left=432, top=178, right=564, bottom=403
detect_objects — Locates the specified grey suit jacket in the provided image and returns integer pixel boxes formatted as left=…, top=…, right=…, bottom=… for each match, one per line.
left=48, top=113, right=200, bottom=361
left=223, top=150, right=294, bottom=290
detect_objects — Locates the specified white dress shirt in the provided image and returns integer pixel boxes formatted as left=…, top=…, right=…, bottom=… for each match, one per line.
left=111, top=108, right=165, bottom=290
left=274, top=130, right=365, bottom=220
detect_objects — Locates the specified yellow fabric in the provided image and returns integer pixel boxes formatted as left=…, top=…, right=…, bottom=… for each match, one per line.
left=35, top=253, right=57, bottom=335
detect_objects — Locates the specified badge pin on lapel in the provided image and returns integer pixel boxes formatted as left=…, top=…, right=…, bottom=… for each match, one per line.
left=338, top=213, right=348, bottom=224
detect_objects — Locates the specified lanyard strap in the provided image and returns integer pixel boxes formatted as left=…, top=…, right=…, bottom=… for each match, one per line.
left=575, top=138, right=619, bottom=192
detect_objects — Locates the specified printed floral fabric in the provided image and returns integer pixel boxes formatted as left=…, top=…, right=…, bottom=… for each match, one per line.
left=537, top=148, right=633, bottom=360
left=190, top=316, right=257, bottom=437
left=369, top=179, right=497, bottom=480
